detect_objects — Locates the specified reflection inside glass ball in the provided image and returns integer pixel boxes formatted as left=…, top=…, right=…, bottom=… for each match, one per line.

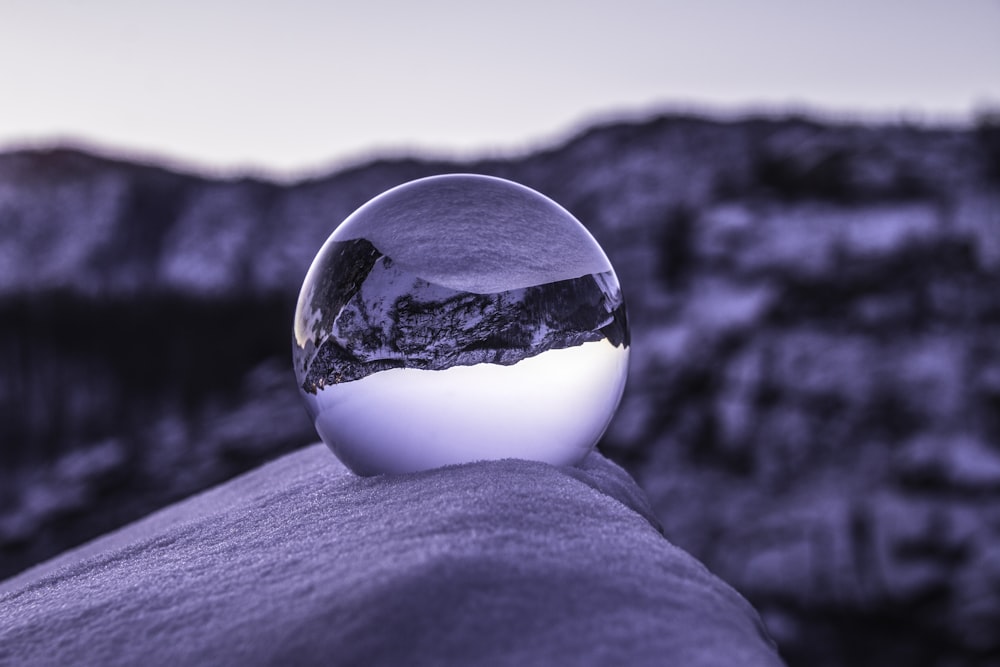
left=292, top=174, right=629, bottom=475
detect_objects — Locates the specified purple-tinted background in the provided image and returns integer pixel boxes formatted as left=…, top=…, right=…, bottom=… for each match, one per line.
left=2, top=111, right=999, bottom=666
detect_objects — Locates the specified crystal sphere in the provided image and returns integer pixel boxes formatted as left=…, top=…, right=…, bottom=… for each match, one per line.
left=292, top=174, right=629, bottom=475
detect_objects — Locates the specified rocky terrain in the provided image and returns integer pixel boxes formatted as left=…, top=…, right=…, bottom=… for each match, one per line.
left=1, top=112, right=998, bottom=666
left=298, top=244, right=624, bottom=389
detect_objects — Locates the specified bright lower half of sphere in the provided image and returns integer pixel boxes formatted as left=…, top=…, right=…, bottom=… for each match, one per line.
left=301, top=340, right=628, bottom=475
left=292, top=174, right=630, bottom=475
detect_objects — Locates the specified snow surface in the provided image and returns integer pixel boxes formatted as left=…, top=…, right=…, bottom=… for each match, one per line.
left=333, top=174, right=613, bottom=294
left=0, top=444, right=781, bottom=666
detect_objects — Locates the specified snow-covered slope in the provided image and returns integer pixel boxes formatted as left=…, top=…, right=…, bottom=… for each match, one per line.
left=0, top=445, right=781, bottom=666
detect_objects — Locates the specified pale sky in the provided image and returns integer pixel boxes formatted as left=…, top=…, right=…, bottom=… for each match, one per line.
left=2, top=0, right=998, bottom=178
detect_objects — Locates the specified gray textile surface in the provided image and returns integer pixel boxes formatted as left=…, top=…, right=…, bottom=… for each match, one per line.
left=0, top=445, right=782, bottom=666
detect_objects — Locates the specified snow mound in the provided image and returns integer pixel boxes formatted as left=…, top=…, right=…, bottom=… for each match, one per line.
left=0, top=445, right=781, bottom=666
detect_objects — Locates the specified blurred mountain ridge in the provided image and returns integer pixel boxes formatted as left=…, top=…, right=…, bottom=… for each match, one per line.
left=2, top=114, right=990, bottom=297
left=1, top=111, right=999, bottom=667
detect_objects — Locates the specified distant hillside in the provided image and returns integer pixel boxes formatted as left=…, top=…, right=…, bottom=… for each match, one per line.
left=1, top=113, right=999, bottom=667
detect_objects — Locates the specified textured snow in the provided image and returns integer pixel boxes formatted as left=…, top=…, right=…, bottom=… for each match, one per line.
left=334, top=174, right=613, bottom=293
left=0, top=445, right=781, bottom=666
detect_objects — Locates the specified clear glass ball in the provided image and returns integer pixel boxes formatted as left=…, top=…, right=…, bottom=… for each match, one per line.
left=292, top=174, right=629, bottom=475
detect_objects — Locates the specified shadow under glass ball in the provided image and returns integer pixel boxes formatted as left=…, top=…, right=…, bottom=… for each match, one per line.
left=292, top=174, right=629, bottom=475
